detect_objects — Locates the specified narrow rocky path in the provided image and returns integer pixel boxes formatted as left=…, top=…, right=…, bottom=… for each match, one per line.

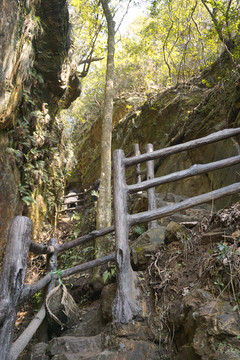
left=20, top=193, right=240, bottom=360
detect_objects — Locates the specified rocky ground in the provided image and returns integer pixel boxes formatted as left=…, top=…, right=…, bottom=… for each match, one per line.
left=17, top=195, right=240, bottom=360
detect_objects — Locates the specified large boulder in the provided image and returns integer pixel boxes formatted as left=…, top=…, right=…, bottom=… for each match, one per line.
left=0, top=133, right=22, bottom=255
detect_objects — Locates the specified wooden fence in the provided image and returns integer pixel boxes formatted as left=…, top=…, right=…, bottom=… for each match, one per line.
left=112, top=127, right=240, bottom=323
left=60, top=180, right=100, bottom=213
left=1, top=128, right=240, bottom=359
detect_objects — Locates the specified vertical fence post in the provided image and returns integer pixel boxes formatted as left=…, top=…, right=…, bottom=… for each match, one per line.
left=133, top=144, right=141, bottom=184
left=112, top=149, right=139, bottom=324
left=37, top=237, right=58, bottom=342
left=0, top=216, right=32, bottom=360
left=10, top=238, right=58, bottom=360
left=146, top=143, right=158, bottom=229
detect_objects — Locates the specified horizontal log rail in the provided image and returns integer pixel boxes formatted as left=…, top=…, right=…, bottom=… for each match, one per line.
left=19, top=227, right=115, bottom=303
left=29, top=241, right=55, bottom=255
left=127, top=155, right=240, bottom=193
left=61, top=181, right=100, bottom=212
left=63, top=193, right=87, bottom=199
left=124, top=128, right=240, bottom=166
left=20, top=253, right=115, bottom=303
left=62, top=197, right=90, bottom=206
left=74, top=198, right=88, bottom=204
left=57, top=225, right=114, bottom=252
left=29, top=226, right=115, bottom=255
left=129, top=182, right=240, bottom=225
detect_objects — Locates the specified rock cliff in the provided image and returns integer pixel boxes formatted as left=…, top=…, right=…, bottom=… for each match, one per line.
left=0, top=0, right=81, bottom=255
left=71, top=47, right=240, bottom=210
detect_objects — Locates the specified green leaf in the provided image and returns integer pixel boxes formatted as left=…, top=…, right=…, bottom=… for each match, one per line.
left=102, top=270, right=110, bottom=284
left=22, top=196, right=36, bottom=205
left=51, top=270, right=63, bottom=286
left=133, top=225, right=146, bottom=235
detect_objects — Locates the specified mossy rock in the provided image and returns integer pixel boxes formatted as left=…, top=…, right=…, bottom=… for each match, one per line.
left=130, top=226, right=166, bottom=270
left=165, top=221, right=192, bottom=245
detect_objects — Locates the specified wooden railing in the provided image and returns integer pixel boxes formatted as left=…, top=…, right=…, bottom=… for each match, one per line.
left=112, top=127, right=240, bottom=323
left=1, top=128, right=240, bottom=359
left=0, top=219, right=115, bottom=360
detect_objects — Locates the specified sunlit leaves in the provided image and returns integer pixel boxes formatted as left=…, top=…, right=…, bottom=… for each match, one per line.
left=63, top=0, right=239, bottom=145
left=200, top=0, right=240, bottom=45
left=69, top=0, right=106, bottom=72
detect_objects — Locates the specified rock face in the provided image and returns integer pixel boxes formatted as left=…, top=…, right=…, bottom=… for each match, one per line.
left=69, top=94, right=147, bottom=189
left=171, top=289, right=240, bottom=360
left=0, top=0, right=81, bottom=255
left=71, top=48, right=240, bottom=210
left=0, top=132, right=22, bottom=253
left=0, top=0, right=20, bottom=126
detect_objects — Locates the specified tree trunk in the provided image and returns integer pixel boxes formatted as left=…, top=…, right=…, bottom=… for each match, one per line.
left=95, top=0, right=115, bottom=257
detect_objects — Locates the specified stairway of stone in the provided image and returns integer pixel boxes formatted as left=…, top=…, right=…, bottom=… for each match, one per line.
left=21, top=192, right=214, bottom=360
left=22, top=285, right=161, bottom=360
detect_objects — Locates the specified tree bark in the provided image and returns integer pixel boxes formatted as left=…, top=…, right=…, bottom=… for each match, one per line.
left=96, top=0, right=115, bottom=257
left=0, top=216, right=32, bottom=360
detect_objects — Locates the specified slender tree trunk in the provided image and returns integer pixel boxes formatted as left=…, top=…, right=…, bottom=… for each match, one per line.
left=95, top=0, right=115, bottom=257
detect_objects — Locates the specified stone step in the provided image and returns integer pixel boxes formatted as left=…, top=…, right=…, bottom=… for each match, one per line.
left=49, top=339, right=160, bottom=360
left=51, top=350, right=117, bottom=360
left=63, top=301, right=105, bottom=337
left=27, top=331, right=160, bottom=359
left=48, top=335, right=102, bottom=358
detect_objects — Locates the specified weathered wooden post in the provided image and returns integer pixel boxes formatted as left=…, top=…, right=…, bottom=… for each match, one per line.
left=10, top=238, right=58, bottom=360
left=112, top=149, right=139, bottom=324
left=146, top=143, right=158, bottom=229
left=0, top=216, right=32, bottom=360
left=133, top=144, right=141, bottom=184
